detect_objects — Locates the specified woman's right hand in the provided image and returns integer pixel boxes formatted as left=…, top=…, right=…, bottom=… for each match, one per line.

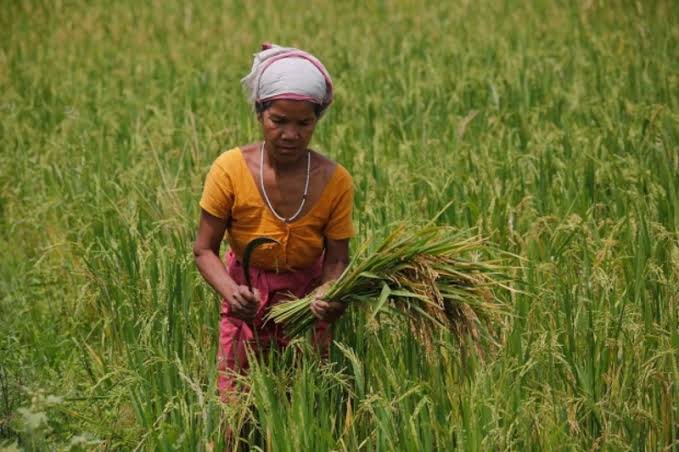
left=226, top=285, right=261, bottom=322
left=194, top=210, right=262, bottom=322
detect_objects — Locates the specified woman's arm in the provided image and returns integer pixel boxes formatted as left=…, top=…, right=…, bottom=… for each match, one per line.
left=310, top=237, right=350, bottom=322
left=321, top=238, right=350, bottom=283
left=193, top=209, right=260, bottom=321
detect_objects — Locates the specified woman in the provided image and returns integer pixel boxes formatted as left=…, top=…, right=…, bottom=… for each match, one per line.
left=193, top=44, right=355, bottom=396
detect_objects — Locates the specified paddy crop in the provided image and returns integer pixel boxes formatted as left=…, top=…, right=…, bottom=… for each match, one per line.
left=1, top=0, right=677, bottom=450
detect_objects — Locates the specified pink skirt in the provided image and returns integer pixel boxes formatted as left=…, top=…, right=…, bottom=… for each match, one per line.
left=217, top=250, right=331, bottom=396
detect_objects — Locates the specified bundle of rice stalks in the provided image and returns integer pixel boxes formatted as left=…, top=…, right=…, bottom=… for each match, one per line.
left=266, top=224, right=512, bottom=344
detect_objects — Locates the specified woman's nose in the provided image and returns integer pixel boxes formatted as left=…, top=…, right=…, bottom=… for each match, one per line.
left=281, top=124, right=301, bottom=139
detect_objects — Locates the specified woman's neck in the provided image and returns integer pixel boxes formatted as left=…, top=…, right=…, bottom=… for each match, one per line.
left=264, top=145, right=308, bottom=173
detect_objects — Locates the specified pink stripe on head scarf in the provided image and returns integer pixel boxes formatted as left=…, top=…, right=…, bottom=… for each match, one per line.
left=241, top=43, right=333, bottom=114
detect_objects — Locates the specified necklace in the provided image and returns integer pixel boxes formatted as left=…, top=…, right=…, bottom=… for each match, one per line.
left=259, top=141, right=311, bottom=223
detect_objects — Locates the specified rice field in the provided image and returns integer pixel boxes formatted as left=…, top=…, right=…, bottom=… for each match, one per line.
left=1, top=0, right=678, bottom=450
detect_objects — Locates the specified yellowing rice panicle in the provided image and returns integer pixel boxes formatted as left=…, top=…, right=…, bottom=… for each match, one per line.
left=266, top=224, right=512, bottom=345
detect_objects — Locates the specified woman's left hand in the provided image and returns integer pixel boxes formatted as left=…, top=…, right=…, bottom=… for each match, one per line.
left=310, top=283, right=347, bottom=322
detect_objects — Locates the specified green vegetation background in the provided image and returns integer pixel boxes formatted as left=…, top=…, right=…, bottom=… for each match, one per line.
left=1, top=0, right=677, bottom=450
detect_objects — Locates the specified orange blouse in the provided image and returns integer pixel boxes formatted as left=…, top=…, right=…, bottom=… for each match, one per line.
left=200, top=147, right=355, bottom=271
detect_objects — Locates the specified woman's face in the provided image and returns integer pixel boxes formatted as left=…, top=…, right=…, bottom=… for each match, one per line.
left=259, top=99, right=318, bottom=165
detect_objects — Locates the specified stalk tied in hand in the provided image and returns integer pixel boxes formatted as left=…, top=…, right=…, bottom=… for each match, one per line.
left=265, top=224, right=512, bottom=343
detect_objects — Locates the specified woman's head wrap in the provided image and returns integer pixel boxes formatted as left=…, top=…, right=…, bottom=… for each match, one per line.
left=241, top=43, right=333, bottom=115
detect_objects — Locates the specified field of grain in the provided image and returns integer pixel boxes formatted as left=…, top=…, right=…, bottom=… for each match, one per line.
left=1, top=0, right=678, bottom=450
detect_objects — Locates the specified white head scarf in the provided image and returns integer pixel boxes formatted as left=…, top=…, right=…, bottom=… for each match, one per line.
left=241, top=43, right=333, bottom=114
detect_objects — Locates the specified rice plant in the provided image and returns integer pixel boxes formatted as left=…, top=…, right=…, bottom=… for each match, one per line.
left=268, top=224, right=511, bottom=345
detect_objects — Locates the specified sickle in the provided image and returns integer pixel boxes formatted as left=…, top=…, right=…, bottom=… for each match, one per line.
left=242, top=237, right=279, bottom=291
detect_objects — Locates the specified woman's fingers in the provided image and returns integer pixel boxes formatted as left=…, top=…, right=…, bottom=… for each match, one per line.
left=238, top=286, right=260, bottom=304
left=231, top=292, right=249, bottom=311
left=311, top=299, right=346, bottom=322
left=324, top=300, right=346, bottom=321
left=228, top=293, right=245, bottom=311
left=229, top=285, right=261, bottom=321
left=310, top=300, right=327, bottom=319
left=237, top=286, right=260, bottom=304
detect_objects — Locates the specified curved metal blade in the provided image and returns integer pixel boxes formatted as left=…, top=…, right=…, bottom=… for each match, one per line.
left=242, top=236, right=279, bottom=291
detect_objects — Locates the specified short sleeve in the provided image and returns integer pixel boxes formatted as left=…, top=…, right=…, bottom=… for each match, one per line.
left=199, top=159, right=234, bottom=221
left=324, top=167, right=356, bottom=240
